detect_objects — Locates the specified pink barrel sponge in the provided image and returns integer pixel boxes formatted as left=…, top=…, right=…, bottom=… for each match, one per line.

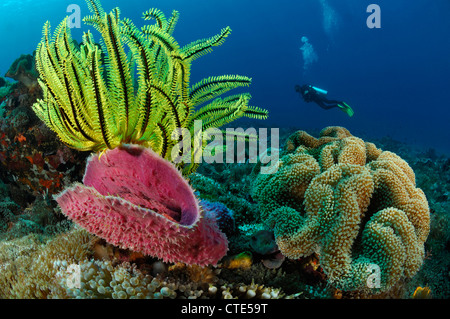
left=54, top=145, right=228, bottom=265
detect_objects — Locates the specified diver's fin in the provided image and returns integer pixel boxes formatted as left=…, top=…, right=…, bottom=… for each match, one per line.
left=338, top=102, right=354, bottom=117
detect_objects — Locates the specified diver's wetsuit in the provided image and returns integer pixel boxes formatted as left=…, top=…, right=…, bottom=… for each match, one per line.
left=295, top=84, right=339, bottom=110
left=295, top=84, right=354, bottom=117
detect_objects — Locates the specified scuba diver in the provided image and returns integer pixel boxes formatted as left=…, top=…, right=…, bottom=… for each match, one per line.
left=295, top=84, right=354, bottom=117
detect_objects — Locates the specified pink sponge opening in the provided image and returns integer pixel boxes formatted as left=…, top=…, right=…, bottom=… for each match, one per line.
left=83, top=145, right=198, bottom=226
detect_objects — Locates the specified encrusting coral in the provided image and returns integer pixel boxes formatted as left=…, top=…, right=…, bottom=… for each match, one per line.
left=252, top=126, right=430, bottom=293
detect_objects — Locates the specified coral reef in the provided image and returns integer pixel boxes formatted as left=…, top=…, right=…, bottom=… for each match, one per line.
left=252, top=126, right=430, bottom=293
left=0, top=53, right=87, bottom=242
left=0, top=228, right=94, bottom=298
left=0, top=51, right=87, bottom=205
left=190, top=166, right=260, bottom=227
left=56, top=145, right=228, bottom=265
left=200, top=199, right=236, bottom=236
left=5, top=53, right=39, bottom=90
left=0, top=120, right=87, bottom=200
left=250, top=230, right=278, bottom=255
left=189, top=171, right=264, bottom=257
left=0, top=77, right=13, bottom=102
left=0, top=225, right=293, bottom=299
left=56, top=259, right=290, bottom=299
left=249, top=230, right=285, bottom=269
left=0, top=119, right=448, bottom=299
left=0, top=0, right=447, bottom=301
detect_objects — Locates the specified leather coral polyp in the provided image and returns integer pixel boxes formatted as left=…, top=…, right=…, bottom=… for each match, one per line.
left=54, top=145, right=228, bottom=266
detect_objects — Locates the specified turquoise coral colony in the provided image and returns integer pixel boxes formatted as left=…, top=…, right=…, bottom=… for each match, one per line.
left=0, top=0, right=445, bottom=301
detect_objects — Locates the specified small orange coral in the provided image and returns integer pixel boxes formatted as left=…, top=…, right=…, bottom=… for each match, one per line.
left=223, top=252, right=253, bottom=270
left=14, top=133, right=26, bottom=143
left=412, top=286, right=432, bottom=299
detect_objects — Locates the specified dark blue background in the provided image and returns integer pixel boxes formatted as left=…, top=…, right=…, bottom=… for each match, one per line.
left=1, top=0, right=449, bottom=153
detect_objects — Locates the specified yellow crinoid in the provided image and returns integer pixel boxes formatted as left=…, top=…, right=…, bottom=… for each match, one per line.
left=33, top=0, right=268, bottom=174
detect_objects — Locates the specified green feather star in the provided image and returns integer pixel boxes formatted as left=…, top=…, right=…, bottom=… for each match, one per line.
left=33, top=0, right=268, bottom=173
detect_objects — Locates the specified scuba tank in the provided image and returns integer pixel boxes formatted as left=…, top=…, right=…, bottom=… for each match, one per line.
left=312, top=86, right=328, bottom=96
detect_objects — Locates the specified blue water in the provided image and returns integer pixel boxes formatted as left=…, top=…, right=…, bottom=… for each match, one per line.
left=1, top=0, right=449, bottom=153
